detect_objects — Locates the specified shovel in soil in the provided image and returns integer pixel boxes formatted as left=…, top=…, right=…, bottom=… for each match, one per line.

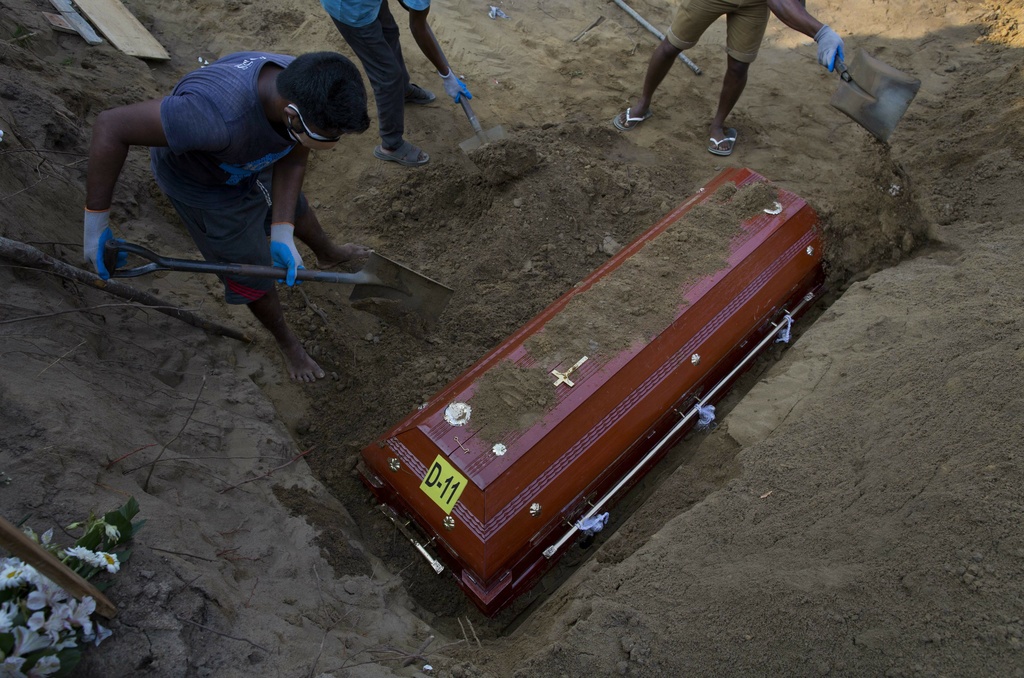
left=830, top=49, right=921, bottom=143
left=458, top=97, right=507, bottom=153
left=104, top=240, right=453, bottom=330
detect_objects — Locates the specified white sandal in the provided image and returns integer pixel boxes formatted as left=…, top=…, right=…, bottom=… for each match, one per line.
left=612, top=107, right=653, bottom=131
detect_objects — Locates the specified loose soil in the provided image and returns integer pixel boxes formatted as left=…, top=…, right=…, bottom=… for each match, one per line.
left=1, top=0, right=1022, bottom=676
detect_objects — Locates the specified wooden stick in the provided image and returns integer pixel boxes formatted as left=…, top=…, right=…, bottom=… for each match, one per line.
left=217, top=447, right=314, bottom=494
left=0, top=515, right=117, bottom=619
left=174, top=615, right=269, bottom=653
left=401, top=635, right=435, bottom=667
left=0, top=236, right=252, bottom=343
left=571, top=15, right=604, bottom=42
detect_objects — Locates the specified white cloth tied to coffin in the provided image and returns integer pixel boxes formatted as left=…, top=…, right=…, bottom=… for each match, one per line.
left=575, top=512, right=609, bottom=535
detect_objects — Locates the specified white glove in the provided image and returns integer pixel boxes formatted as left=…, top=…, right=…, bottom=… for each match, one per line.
left=814, top=25, right=845, bottom=72
left=270, top=222, right=304, bottom=286
left=83, top=208, right=110, bottom=270
left=438, top=69, right=472, bottom=103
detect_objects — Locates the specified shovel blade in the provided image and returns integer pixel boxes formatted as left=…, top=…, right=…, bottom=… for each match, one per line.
left=459, top=124, right=508, bottom=154
left=348, top=252, right=454, bottom=333
left=830, top=49, right=921, bottom=143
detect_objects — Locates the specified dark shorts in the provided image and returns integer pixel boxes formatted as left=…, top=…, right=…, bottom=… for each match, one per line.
left=169, top=170, right=309, bottom=305
left=668, top=0, right=769, bottom=63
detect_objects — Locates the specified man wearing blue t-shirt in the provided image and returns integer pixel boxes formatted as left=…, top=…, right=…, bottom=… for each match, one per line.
left=322, top=0, right=472, bottom=166
left=83, top=52, right=371, bottom=382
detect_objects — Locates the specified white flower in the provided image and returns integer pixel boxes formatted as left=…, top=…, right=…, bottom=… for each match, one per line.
left=63, top=546, right=119, bottom=574
left=40, top=529, right=53, bottom=546
left=96, top=551, right=120, bottom=574
left=26, top=577, right=68, bottom=611
left=0, top=601, right=18, bottom=633
left=11, top=627, right=52, bottom=657
left=82, top=623, right=112, bottom=647
left=102, top=523, right=120, bottom=541
left=0, top=562, right=29, bottom=590
left=26, top=655, right=60, bottom=678
left=27, top=611, right=46, bottom=632
left=27, top=604, right=72, bottom=642
left=64, top=598, right=95, bottom=637
left=0, top=656, right=26, bottom=677
left=62, top=546, right=95, bottom=564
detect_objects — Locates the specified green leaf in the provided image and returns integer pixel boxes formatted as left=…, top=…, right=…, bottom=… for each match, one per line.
left=0, top=631, right=13, bottom=654
left=102, top=511, right=133, bottom=546
left=75, top=525, right=103, bottom=551
left=129, top=518, right=147, bottom=538
left=53, top=646, right=83, bottom=678
left=116, top=548, right=132, bottom=563
left=118, top=496, right=140, bottom=522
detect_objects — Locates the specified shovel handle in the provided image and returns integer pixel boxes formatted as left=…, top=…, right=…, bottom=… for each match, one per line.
left=104, top=240, right=376, bottom=285
left=459, top=98, right=485, bottom=135
left=835, top=57, right=852, bottom=83
left=0, top=516, right=118, bottom=619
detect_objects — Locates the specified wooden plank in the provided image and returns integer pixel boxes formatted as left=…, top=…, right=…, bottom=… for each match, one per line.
left=69, top=0, right=169, bottom=60
left=48, top=0, right=104, bottom=45
left=43, top=12, right=78, bottom=34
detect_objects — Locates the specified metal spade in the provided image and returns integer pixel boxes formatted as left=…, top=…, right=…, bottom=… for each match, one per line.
left=830, top=49, right=921, bottom=143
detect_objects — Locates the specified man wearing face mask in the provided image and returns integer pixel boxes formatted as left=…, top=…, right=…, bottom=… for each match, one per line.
left=83, top=51, right=371, bottom=382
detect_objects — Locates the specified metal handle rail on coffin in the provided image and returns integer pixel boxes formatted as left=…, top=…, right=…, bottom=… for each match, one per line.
left=542, top=291, right=817, bottom=560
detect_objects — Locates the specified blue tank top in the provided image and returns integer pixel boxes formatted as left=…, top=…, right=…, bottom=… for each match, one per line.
left=150, top=52, right=295, bottom=209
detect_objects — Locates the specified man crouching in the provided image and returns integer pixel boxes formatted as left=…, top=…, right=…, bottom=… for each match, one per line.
left=84, top=52, right=370, bottom=382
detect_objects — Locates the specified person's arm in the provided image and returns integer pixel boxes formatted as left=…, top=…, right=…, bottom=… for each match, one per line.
left=403, top=5, right=450, bottom=74
left=765, top=0, right=822, bottom=38
left=86, top=98, right=168, bottom=210
left=767, top=0, right=844, bottom=71
left=269, top=145, right=308, bottom=226
left=401, top=2, right=472, bottom=102
left=84, top=98, right=167, bottom=276
left=268, top=145, right=310, bottom=285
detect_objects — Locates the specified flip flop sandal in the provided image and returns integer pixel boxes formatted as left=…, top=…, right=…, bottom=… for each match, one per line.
left=374, top=141, right=430, bottom=167
left=708, top=128, right=738, bottom=156
left=612, top=107, right=653, bottom=131
left=404, top=83, right=436, bottom=105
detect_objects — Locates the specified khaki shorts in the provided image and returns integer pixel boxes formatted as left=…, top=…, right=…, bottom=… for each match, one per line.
left=667, top=0, right=769, bottom=63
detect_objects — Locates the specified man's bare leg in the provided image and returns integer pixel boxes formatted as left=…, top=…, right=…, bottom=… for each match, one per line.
left=629, top=38, right=682, bottom=119
left=248, top=289, right=324, bottom=382
left=293, top=206, right=372, bottom=268
left=709, top=55, right=750, bottom=154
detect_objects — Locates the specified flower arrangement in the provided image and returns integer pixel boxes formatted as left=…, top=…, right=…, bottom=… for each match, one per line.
left=1, top=497, right=142, bottom=677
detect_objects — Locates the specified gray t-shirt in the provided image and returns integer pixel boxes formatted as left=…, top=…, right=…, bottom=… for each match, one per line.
left=150, top=52, right=295, bottom=209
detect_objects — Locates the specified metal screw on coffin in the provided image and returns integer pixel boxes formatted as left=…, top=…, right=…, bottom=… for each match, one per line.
left=691, top=353, right=701, bottom=365
left=806, top=246, right=815, bottom=256
left=388, top=458, right=401, bottom=472
left=443, top=516, right=456, bottom=531
left=492, top=443, right=507, bottom=457
left=530, top=503, right=542, bottom=517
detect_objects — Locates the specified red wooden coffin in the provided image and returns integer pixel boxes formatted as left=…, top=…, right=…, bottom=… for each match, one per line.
left=359, top=168, right=826, bottom=615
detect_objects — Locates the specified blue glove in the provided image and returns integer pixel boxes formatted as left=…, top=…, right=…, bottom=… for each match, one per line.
left=439, top=69, right=472, bottom=103
left=814, top=25, right=844, bottom=72
left=270, top=222, right=304, bottom=286
left=83, top=209, right=127, bottom=279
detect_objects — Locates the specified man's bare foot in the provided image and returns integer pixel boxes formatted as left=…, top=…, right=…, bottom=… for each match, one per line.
left=317, top=242, right=372, bottom=270
left=279, top=335, right=325, bottom=383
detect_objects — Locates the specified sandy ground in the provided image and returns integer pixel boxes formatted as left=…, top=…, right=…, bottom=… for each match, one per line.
left=1, top=0, right=1023, bottom=675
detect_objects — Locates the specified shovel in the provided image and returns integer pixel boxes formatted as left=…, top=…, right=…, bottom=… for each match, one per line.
left=458, top=97, right=508, bottom=153
left=104, top=240, right=453, bottom=329
left=830, top=49, right=921, bottom=143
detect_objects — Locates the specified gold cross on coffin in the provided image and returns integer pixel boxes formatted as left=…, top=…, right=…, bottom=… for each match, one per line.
left=551, top=356, right=589, bottom=388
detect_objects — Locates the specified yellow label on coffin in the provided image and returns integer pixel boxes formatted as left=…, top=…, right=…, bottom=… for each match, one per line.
left=420, top=455, right=467, bottom=514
